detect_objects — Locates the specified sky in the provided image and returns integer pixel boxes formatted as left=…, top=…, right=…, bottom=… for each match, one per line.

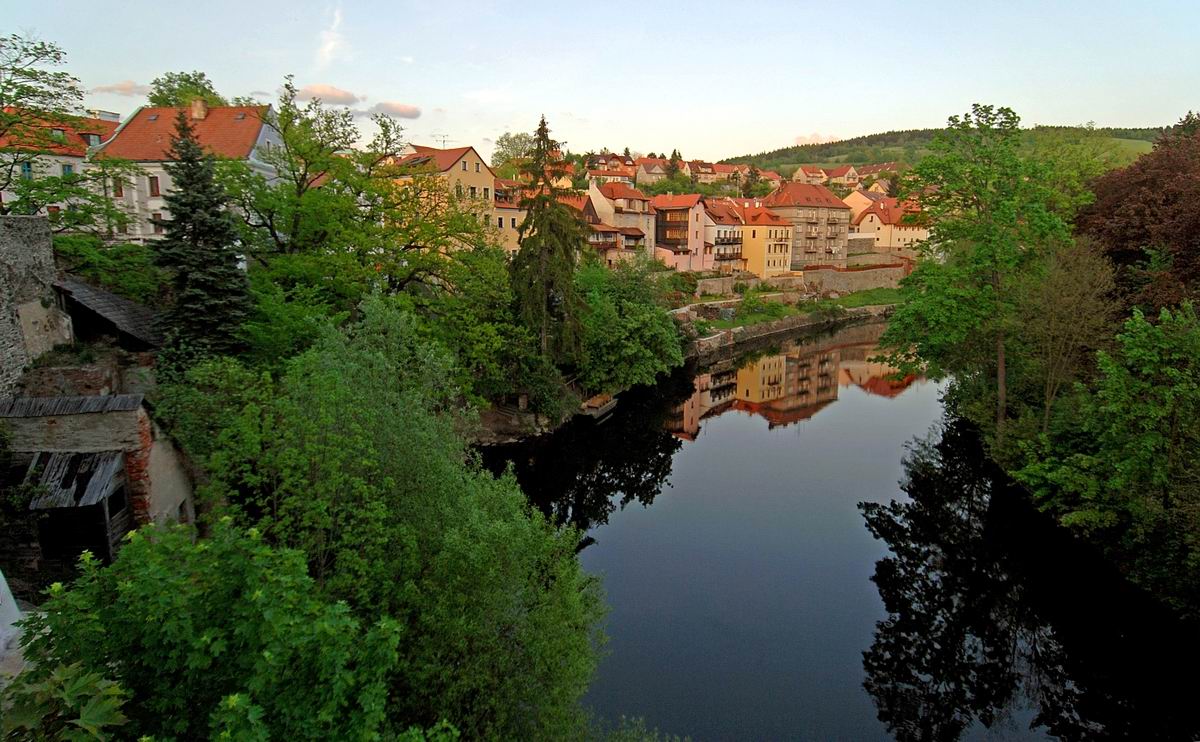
left=11, top=0, right=1200, bottom=162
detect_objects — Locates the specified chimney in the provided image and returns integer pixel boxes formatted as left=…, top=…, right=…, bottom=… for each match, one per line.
left=190, top=98, right=208, bottom=120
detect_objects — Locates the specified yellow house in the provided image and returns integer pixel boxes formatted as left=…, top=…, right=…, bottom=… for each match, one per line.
left=395, top=144, right=496, bottom=221
left=726, top=198, right=794, bottom=278
left=735, top=354, right=787, bottom=405
left=843, top=189, right=890, bottom=221
left=493, top=177, right=526, bottom=255
left=851, top=197, right=928, bottom=259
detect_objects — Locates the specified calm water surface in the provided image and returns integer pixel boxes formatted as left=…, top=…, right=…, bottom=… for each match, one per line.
left=484, top=321, right=1200, bottom=741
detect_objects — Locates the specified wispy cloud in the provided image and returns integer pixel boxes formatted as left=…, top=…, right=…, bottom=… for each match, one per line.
left=297, top=83, right=362, bottom=105
left=360, top=101, right=421, bottom=119
left=91, top=80, right=150, bottom=97
left=316, top=6, right=348, bottom=69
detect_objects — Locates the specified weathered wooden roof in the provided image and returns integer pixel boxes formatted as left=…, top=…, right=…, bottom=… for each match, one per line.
left=55, top=278, right=163, bottom=347
left=0, top=394, right=143, bottom=418
left=25, top=450, right=125, bottom=509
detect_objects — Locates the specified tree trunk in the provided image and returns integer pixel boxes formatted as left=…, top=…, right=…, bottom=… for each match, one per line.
left=996, top=331, right=1007, bottom=445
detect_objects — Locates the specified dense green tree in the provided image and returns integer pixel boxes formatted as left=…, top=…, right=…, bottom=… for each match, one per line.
left=174, top=300, right=605, bottom=739
left=147, top=70, right=227, bottom=107
left=5, top=157, right=141, bottom=233
left=576, top=256, right=684, bottom=394
left=512, top=116, right=588, bottom=361
left=51, top=235, right=167, bottom=304
left=154, top=110, right=251, bottom=358
left=17, top=523, right=425, bottom=740
left=0, top=662, right=130, bottom=740
left=490, top=130, right=534, bottom=167
left=881, top=105, right=1071, bottom=444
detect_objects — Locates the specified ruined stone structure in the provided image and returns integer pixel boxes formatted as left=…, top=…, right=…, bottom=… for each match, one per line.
left=1, top=217, right=72, bottom=394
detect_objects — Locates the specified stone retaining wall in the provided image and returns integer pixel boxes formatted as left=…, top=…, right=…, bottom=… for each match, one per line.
left=804, top=265, right=908, bottom=293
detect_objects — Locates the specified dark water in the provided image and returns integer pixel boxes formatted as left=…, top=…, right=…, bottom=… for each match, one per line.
left=483, top=322, right=1200, bottom=741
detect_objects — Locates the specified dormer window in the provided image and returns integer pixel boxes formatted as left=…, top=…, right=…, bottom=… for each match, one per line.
left=148, top=114, right=159, bottom=121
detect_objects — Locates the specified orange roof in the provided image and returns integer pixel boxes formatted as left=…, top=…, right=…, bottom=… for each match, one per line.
left=712, top=163, right=738, bottom=174
left=760, top=170, right=782, bottom=181
left=97, top=105, right=266, bottom=161
left=650, top=193, right=702, bottom=210
left=588, top=168, right=632, bottom=178
left=824, top=164, right=856, bottom=178
left=635, top=157, right=668, bottom=167
left=852, top=197, right=922, bottom=226
left=558, top=192, right=590, bottom=211
left=725, top=198, right=789, bottom=226
left=704, top=200, right=742, bottom=225
left=0, top=109, right=119, bottom=157
left=763, top=182, right=850, bottom=210
left=856, top=162, right=901, bottom=176
left=799, top=165, right=826, bottom=176
left=598, top=181, right=649, bottom=201
left=395, top=144, right=490, bottom=174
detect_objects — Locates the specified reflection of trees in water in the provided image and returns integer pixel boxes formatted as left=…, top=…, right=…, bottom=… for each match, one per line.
left=482, top=368, right=695, bottom=543
left=861, top=420, right=1200, bottom=741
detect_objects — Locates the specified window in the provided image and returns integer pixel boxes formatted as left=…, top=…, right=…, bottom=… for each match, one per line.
left=497, top=216, right=504, bottom=228
left=112, top=179, right=123, bottom=197
left=475, top=162, right=481, bottom=173
left=19, top=162, right=33, bottom=180
left=469, top=186, right=477, bottom=198
left=461, top=161, right=468, bottom=171
left=152, top=212, right=163, bottom=234
left=61, top=163, right=74, bottom=176
left=149, top=176, right=160, bottom=197
left=752, top=229, right=756, bottom=238
left=511, top=217, right=517, bottom=228
left=483, top=187, right=490, bottom=199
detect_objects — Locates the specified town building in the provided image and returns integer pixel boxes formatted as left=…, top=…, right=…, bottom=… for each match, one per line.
left=493, top=177, right=525, bottom=255
left=843, top=188, right=891, bottom=221
left=396, top=143, right=496, bottom=210
left=726, top=197, right=793, bottom=278
left=793, top=166, right=828, bottom=184
left=634, top=157, right=669, bottom=185
left=850, top=197, right=927, bottom=259
left=688, top=161, right=720, bottom=184
left=651, top=194, right=709, bottom=271
left=823, top=164, right=860, bottom=189
left=762, top=182, right=851, bottom=268
left=0, top=110, right=120, bottom=217
left=703, top=199, right=745, bottom=274
left=587, top=168, right=634, bottom=185
left=587, top=182, right=655, bottom=260
left=855, top=162, right=901, bottom=182
left=94, top=100, right=280, bottom=242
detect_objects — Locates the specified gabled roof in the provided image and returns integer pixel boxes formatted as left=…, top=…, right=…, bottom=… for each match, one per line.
left=852, top=197, right=922, bottom=226
left=96, top=105, right=267, bottom=161
left=396, top=144, right=493, bottom=176
left=689, top=160, right=715, bottom=174
left=760, top=170, right=782, bottom=182
left=0, top=109, right=119, bottom=157
left=725, top=198, right=789, bottom=226
left=712, top=163, right=738, bottom=174
left=650, top=193, right=703, bottom=210
left=798, top=165, right=826, bottom=176
left=598, top=182, right=649, bottom=201
left=763, top=182, right=850, bottom=210
left=704, top=200, right=742, bottom=225
left=558, top=192, right=591, bottom=211
left=824, top=164, right=857, bottom=178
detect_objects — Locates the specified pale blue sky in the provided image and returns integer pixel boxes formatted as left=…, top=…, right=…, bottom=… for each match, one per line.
left=12, top=0, right=1200, bottom=161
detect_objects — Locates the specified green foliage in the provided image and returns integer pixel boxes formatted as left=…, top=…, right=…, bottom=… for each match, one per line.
left=490, top=131, right=534, bottom=168
left=576, top=257, right=684, bottom=394
left=189, top=299, right=605, bottom=739
left=0, top=662, right=129, bottom=741
left=147, top=70, right=227, bottom=107
left=5, top=158, right=142, bottom=234
left=512, top=116, right=587, bottom=363
left=51, top=235, right=166, bottom=304
left=19, top=524, right=405, bottom=740
left=1017, top=304, right=1200, bottom=608
left=155, top=109, right=251, bottom=359
left=240, top=273, right=345, bottom=370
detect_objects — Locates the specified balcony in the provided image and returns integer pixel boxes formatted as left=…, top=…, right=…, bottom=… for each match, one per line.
left=715, top=234, right=741, bottom=245
left=714, top=249, right=742, bottom=261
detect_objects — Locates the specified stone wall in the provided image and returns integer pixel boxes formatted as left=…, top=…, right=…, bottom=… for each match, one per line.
left=694, top=273, right=811, bottom=297
left=804, top=265, right=908, bottom=293
left=0, top=216, right=72, bottom=395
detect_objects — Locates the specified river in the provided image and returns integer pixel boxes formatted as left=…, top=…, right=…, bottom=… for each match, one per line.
left=482, top=321, right=1200, bottom=741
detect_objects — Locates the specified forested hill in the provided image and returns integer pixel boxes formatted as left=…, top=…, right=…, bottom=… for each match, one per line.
left=722, top=125, right=1163, bottom=177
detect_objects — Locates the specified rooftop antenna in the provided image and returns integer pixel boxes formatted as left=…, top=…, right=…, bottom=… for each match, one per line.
left=430, top=132, right=456, bottom=148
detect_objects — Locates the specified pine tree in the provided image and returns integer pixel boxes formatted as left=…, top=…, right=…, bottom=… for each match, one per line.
left=155, top=110, right=250, bottom=360
left=511, top=116, right=586, bottom=362
left=665, top=148, right=682, bottom=178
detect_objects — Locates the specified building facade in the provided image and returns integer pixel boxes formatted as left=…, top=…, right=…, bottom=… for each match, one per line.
left=762, top=182, right=852, bottom=268
left=651, top=193, right=709, bottom=271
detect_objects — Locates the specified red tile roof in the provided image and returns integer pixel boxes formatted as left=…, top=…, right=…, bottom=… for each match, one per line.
left=852, top=197, right=923, bottom=226
left=97, top=105, right=266, bottom=161
left=798, top=165, right=826, bottom=176
left=558, top=193, right=590, bottom=211
left=823, top=164, right=856, bottom=178
left=763, top=182, right=850, bottom=210
left=855, top=162, right=901, bottom=176
left=712, top=163, right=738, bottom=174
left=634, top=157, right=668, bottom=167
left=704, top=200, right=742, bottom=225
left=588, top=168, right=632, bottom=178
left=725, top=198, right=789, bottom=226
left=598, top=181, right=649, bottom=201
left=650, top=193, right=702, bottom=210
left=0, top=109, right=119, bottom=157
left=760, top=170, right=782, bottom=182
left=396, top=144, right=486, bottom=174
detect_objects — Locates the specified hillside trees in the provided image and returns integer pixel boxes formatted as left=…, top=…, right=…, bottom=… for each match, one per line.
left=882, top=105, right=1071, bottom=444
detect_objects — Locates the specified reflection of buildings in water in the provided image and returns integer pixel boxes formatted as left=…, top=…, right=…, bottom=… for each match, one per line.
left=665, top=327, right=920, bottom=438
left=838, top=346, right=920, bottom=398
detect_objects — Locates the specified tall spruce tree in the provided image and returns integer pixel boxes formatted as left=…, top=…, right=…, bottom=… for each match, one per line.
left=155, top=110, right=250, bottom=359
left=511, top=116, right=586, bottom=362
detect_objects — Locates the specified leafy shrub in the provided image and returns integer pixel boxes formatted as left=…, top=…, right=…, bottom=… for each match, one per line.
left=52, top=235, right=167, bottom=305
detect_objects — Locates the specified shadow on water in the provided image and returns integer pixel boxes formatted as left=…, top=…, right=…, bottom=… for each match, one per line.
left=862, top=419, right=1200, bottom=741
left=480, top=368, right=695, bottom=545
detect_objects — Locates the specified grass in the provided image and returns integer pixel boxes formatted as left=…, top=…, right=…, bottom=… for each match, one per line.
left=705, top=287, right=905, bottom=330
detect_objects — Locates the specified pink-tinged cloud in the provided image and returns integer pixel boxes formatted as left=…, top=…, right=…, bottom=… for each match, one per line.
left=91, top=80, right=150, bottom=97
left=794, top=132, right=840, bottom=145
left=367, top=102, right=421, bottom=119
left=296, top=83, right=362, bottom=105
